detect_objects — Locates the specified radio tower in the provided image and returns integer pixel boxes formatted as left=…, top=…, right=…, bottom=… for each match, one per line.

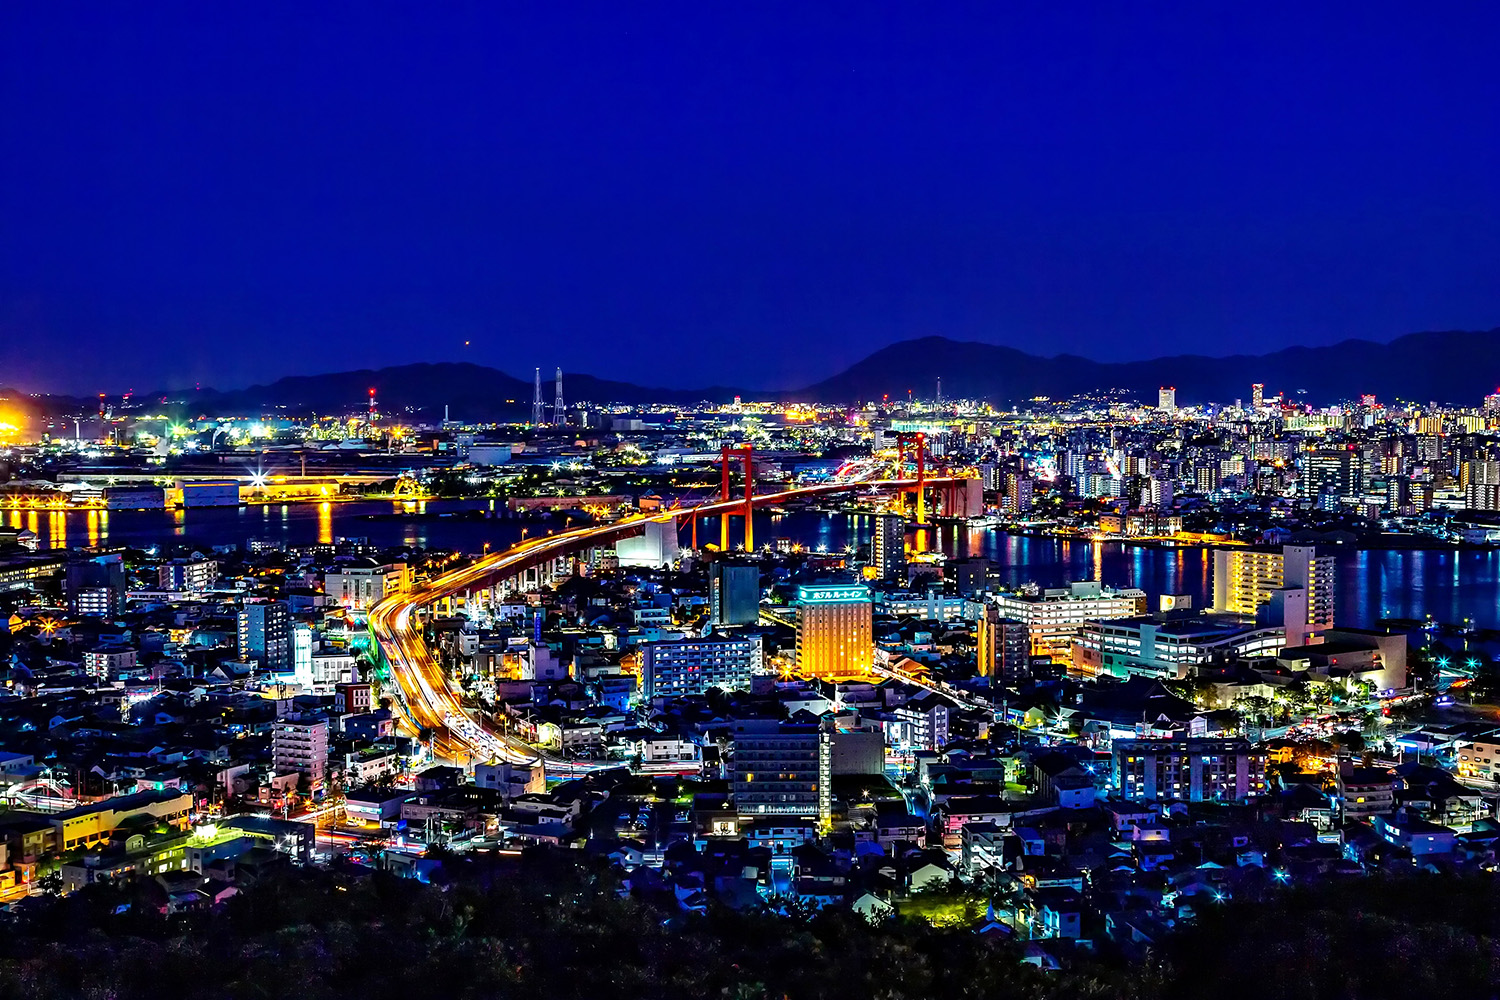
left=552, top=368, right=565, bottom=424
left=531, top=368, right=545, bottom=426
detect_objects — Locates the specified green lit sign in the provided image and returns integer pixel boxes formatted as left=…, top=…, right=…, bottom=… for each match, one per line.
left=798, top=585, right=871, bottom=605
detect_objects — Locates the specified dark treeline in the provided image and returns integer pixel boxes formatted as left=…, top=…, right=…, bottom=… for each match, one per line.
left=0, top=853, right=1497, bottom=1000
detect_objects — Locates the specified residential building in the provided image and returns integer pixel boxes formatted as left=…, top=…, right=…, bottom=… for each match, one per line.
left=1212, top=544, right=1335, bottom=646
left=1337, top=765, right=1395, bottom=822
left=82, top=645, right=138, bottom=680
left=158, top=557, right=218, bottom=592
left=976, top=604, right=1030, bottom=683
left=238, top=602, right=292, bottom=672
left=273, top=715, right=330, bottom=791
left=730, top=718, right=831, bottom=827
left=1113, top=738, right=1267, bottom=803
left=66, top=553, right=126, bottom=618
left=640, top=635, right=760, bottom=700
left=870, top=513, right=906, bottom=583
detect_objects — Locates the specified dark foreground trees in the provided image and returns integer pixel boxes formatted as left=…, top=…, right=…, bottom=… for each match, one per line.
left=0, top=853, right=1497, bottom=1000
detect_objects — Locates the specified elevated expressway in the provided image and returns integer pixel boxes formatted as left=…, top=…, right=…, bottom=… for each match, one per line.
left=368, top=478, right=960, bottom=767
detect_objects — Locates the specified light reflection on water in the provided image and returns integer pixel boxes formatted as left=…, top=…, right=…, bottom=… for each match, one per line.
left=10, top=502, right=1500, bottom=629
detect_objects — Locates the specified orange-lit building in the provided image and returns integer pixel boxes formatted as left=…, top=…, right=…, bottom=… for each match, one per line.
left=795, top=584, right=873, bottom=679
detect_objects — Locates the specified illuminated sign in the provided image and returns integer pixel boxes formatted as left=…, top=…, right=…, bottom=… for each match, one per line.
left=797, top=585, right=871, bottom=605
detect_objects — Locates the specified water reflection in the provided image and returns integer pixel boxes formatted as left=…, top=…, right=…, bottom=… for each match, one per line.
left=7, top=502, right=1500, bottom=630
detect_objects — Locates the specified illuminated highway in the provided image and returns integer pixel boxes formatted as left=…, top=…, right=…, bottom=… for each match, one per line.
left=369, top=479, right=954, bottom=766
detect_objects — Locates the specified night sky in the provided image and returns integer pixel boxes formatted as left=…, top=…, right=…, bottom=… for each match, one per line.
left=2, top=3, right=1498, bottom=394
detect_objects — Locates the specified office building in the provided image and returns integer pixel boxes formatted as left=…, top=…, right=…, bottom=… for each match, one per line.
left=1301, top=448, right=1360, bottom=508
left=640, top=635, right=761, bottom=700
left=1113, top=738, right=1266, bottom=803
left=1212, top=544, right=1334, bottom=646
left=323, top=559, right=410, bottom=611
left=990, top=582, right=1147, bottom=663
left=709, top=560, right=761, bottom=626
left=976, top=604, right=1030, bottom=683
left=238, top=602, right=292, bottom=673
left=795, top=584, right=873, bottom=679
left=730, top=718, right=831, bottom=827
left=291, top=624, right=315, bottom=686
left=877, top=588, right=967, bottom=619
left=1251, top=383, right=1264, bottom=411
left=870, top=513, right=906, bottom=582
left=947, top=557, right=989, bottom=597
left=272, top=715, right=329, bottom=790
left=66, top=553, right=126, bottom=619
left=1157, top=387, right=1176, bottom=412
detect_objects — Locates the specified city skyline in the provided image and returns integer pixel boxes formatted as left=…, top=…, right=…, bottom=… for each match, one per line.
left=4, top=8, right=1500, bottom=991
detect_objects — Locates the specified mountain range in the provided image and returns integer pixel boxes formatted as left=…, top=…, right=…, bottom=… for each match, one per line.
left=4, top=329, right=1497, bottom=421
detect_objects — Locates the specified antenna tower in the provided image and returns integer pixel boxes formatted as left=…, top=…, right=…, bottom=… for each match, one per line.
left=553, top=368, right=565, bottom=424
left=532, top=368, right=545, bottom=426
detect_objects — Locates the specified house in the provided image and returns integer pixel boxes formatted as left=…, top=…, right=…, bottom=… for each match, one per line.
left=1028, top=887, right=1083, bottom=939
left=1372, top=812, right=1457, bottom=856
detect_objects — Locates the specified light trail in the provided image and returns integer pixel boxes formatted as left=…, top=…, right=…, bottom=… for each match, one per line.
left=370, top=478, right=958, bottom=766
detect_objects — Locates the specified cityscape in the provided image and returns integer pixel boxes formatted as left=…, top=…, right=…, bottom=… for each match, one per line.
left=3, top=5, right=1500, bottom=1000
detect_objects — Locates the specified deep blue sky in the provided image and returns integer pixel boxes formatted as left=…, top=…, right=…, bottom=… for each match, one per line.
left=2, top=3, right=1498, bottom=394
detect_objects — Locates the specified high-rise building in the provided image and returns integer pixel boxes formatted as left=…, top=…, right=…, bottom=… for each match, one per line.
left=1211, top=544, right=1334, bottom=646
left=709, top=560, right=761, bottom=626
left=273, top=715, right=329, bottom=790
left=641, top=635, right=761, bottom=700
left=1385, top=475, right=1413, bottom=513
left=238, top=602, right=292, bottom=673
left=1463, top=460, right=1500, bottom=511
left=795, top=584, right=873, bottom=679
left=1301, top=448, right=1360, bottom=508
left=1146, top=477, right=1174, bottom=511
left=1251, top=383, right=1264, bottom=411
left=66, top=553, right=126, bottom=619
left=1002, top=473, right=1034, bottom=514
left=976, top=604, right=1029, bottom=683
left=730, top=718, right=831, bottom=826
left=1157, top=387, right=1177, bottom=412
left=870, top=513, right=907, bottom=582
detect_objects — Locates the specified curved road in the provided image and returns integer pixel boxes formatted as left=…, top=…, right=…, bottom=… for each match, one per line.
left=369, top=479, right=952, bottom=766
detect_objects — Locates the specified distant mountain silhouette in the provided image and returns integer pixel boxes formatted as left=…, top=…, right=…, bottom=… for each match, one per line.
left=797, top=329, right=1500, bottom=406
left=8, top=328, right=1499, bottom=419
